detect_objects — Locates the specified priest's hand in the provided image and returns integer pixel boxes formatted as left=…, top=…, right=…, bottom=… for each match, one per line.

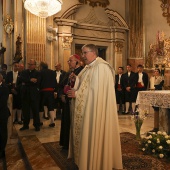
left=67, top=89, right=76, bottom=98
left=69, top=73, right=76, bottom=82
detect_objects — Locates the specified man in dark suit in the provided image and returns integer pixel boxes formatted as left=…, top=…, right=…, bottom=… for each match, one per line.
left=0, top=73, right=10, bottom=159
left=115, top=67, right=125, bottom=114
left=135, top=64, right=148, bottom=100
left=39, top=62, right=57, bottom=127
left=6, top=62, right=22, bottom=124
left=121, top=64, right=137, bottom=114
left=0, top=64, right=7, bottom=82
left=54, top=63, right=66, bottom=119
left=19, top=59, right=40, bottom=131
left=59, top=54, right=83, bottom=150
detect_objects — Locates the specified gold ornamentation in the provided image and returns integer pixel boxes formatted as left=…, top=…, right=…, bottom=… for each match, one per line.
left=160, top=0, right=170, bottom=25
left=145, top=31, right=170, bottom=68
left=79, top=0, right=109, bottom=7
left=62, top=36, right=73, bottom=49
left=114, top=41, right=124, bottom=52
left=74, top=76, right=89, bottom=163
left=3, top=14, right=14, bottom=37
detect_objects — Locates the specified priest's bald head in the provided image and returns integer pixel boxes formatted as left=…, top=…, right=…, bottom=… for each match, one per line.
left=81, top=44, right=98, bottom=65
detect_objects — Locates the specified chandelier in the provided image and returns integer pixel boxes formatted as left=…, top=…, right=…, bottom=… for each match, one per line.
left=23, top=0, right=63, bottom=18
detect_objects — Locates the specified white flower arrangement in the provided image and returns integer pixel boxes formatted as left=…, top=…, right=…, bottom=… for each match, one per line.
left=131, top=108, right=148, bottom=123
left=131, top=108, right=149, bottom=139
left=140, top=131, right=170, bottom=159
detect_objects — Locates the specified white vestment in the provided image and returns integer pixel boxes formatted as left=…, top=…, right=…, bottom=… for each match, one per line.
left=68, top=57, right=123, bottom=170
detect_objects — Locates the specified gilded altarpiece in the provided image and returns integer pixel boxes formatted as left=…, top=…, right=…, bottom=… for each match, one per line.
left=145, top=31, right=170, bottom=86
left=145, top=31, right=170, bottom=69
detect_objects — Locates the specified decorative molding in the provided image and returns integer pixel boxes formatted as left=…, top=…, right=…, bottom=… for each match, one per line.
left=3, top=14, right=14, bottom=37
left=160, top=0, right=170, bottom=25
left=59, top=4, right=83, bottom=19
left=62, top=36, right=73, bottom=49
left=78, top=9, right=111, bottom=26
left=79, top=0, right=109, bottom=7
left=114, top=41, right=124, bottom=52
left=105, top=8, right=129, bottom=28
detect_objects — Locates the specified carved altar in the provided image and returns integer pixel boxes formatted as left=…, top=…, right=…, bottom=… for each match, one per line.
left=145, top=31, right=170, bottom=87
left=136, top=91, right=170, bottom=134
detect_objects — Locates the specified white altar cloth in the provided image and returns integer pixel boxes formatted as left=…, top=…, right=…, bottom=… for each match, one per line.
left=136, top=90, right=170, bottom=134
left=136, top=90, right=170, bottom=108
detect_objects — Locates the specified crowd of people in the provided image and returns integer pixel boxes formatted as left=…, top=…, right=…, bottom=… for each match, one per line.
left=115, top=64, right=164, bottom=132
left=0, top=43, right=165, bottom=169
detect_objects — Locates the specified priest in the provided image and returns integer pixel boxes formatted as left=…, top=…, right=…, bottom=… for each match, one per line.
left=67, top=44, right=123, bottom=170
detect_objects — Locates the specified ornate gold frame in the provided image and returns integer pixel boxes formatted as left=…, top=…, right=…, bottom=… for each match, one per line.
left=3, top=14, right=14, bottom=36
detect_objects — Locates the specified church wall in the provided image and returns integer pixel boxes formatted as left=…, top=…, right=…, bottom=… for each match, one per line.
left=143, top=0, right=170, bottom=86
left=1, top=0, right=127, bottom=71
left=52, top=0, right=127, bottom=71
left=143, top=0, right=170, bottom=65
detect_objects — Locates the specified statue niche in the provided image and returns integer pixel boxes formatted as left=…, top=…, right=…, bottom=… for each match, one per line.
left=14, top=35, right=22, bottom=62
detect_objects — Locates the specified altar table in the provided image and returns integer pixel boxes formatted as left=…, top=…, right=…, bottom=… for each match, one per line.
left=136, top=90, right=170, bottom=134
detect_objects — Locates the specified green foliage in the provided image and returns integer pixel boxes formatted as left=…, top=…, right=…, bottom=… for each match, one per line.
left=140, top=131, right=170, bottom=159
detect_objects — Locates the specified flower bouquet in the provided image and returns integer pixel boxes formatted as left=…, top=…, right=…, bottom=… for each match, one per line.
left=140, top=131, right=170, bottom=159
left=131, top=108, right=148, bottom=140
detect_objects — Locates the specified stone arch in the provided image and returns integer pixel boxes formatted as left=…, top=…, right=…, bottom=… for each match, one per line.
left=54, top=4, right=129, bottom=70
left=60, top=4, right=83, bottom=19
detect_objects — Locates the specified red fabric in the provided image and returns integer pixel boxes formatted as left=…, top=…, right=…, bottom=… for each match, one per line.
left=73, top=54, right=80, bottom=60
left=117, top=84, right=122, bottom=90
left=137, top=82, right=144, bottom=88
left=41, top=88, right=54, bottom=92
left=64, top=85, right=71, bottom=94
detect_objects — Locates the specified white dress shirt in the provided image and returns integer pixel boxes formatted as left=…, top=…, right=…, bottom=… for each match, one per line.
left=56, top=71, right=61, bottom=83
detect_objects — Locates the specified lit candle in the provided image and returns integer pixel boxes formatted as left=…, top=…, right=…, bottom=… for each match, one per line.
left=150, top=76, right=155, bottom=89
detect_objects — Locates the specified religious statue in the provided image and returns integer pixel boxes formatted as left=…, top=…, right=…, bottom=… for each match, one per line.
left=0, top=43, right=6, bottom=55
left=13, top=35, right=22, bottom=62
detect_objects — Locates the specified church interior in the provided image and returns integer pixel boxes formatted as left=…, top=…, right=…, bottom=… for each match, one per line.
left=1, top=0, right=170, bottom=169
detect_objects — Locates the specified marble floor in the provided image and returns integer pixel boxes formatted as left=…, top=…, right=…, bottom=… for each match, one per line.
left=14, top=110, right=154, bottom=144
left=2, top=108, right=154, bottom=170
